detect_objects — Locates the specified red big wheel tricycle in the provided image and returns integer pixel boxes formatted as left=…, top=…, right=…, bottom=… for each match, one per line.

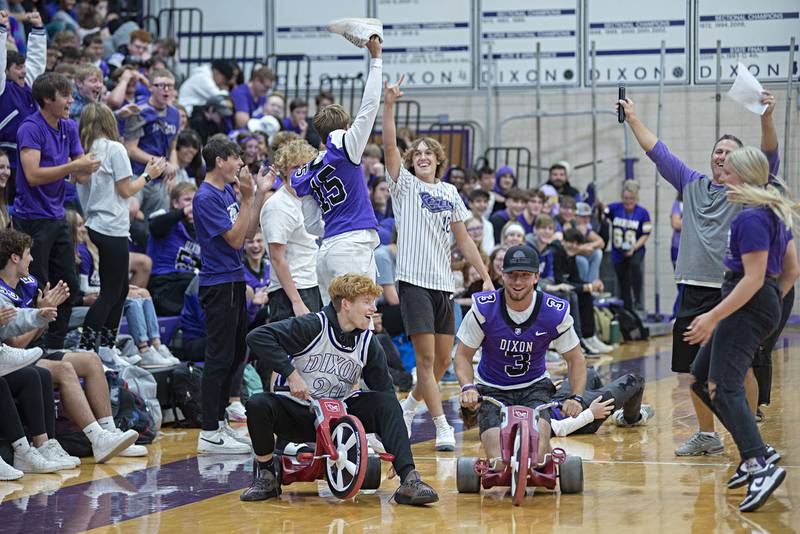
left=456, top=397, right=583, bottom=506
left=273, top=393, right=395, bottom=499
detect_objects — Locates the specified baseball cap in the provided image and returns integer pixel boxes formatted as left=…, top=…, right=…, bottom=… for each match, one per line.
left=503, top=245, right=540, bottom=273
left=207, top=94, right=233, bottom=117
left=576, top=202, right=592, bottom=217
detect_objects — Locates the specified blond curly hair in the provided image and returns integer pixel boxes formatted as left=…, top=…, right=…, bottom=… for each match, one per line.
left=328, top=274, right=382, bottom=311
left=402, top=137, right=448, bottom=179
left=274, top=139, right=318, bottom=179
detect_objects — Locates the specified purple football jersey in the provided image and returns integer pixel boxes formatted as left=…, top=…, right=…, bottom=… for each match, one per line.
left=148, top=222, right=201, bottom=276
left=473, top=289, right=569, bottom=388
left=0, top=275, right=38, bottom=308
left=291, top=132, right=377, bottom=240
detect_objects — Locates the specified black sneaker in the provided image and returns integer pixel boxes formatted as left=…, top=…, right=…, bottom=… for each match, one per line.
left=765, top=444, right=780, bottom=465
left=739, top=464, right=786, bottom=513
left=240, top=461, right=280, bottom=502
left=727, top=462, right=750, bottom=489
left=393, top=470, right=439, bottom=506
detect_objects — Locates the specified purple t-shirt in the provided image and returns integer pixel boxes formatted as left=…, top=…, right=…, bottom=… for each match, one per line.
left=292, top=132, right=378, bottom=240
left=605, top=202, right=652, bottom=264
left=193, top=181, right=244, bottom=286
left=14, top=112, right=83, bottom=220
left=723, top=207, right=789, bottom=276
left=230, top=84, right=265, bottom=118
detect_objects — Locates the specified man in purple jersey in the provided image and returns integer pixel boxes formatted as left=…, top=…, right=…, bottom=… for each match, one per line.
left=617, top=92, right=782, bottom=458
left=291, top=26, right=383, bottom=304
left=0, top=11, right=45, bottom=175
left=231, top=66, right=274, bottom=130
left=455, top=245, right=587, bottom=463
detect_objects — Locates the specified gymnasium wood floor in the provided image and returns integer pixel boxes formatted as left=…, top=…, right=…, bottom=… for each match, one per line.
left=1, top=329, right=798, bottom=533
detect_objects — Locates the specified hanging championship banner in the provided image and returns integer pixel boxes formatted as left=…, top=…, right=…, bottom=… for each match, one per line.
left=695, top=0, right=799, bottom=84
left=377, top=0, right=472, bottom=88
left=584, top=0, right=690, bottom=86
left=479, top=0, right=581, bottom=88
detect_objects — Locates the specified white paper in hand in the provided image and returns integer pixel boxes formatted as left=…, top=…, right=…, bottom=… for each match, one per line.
left=727, top=63, right=767, bottom=115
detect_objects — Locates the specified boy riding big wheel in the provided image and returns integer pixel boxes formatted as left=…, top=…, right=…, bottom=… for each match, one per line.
left=241, top=274, right=438, bottom=506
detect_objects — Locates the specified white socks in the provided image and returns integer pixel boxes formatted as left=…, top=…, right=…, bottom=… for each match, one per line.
left=432, top=414, right=449, bottom=431
left=402, top=393, right=421, bottom=412
left=98, top=417, right=116, bottom=432
left=11, top=438, right=29, bottom=454
left=83, top=421, right=104, bottom=444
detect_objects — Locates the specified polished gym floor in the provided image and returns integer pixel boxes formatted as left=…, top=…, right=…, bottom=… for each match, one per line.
left=1, top=328, right=798, bottom=533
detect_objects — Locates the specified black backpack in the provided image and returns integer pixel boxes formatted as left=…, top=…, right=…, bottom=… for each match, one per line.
left=109, top=373, right=157, bottom=444
left=609, top=304, right=650, bottom=341
left=170, top=363, right=203, bottom=427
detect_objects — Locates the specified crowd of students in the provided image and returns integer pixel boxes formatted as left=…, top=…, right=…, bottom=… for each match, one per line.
left=0, top=5, right=792, bottom=513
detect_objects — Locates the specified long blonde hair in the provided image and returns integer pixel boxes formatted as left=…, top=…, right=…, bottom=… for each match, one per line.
left=79, top=102, right=120, bottom=151
left=725, top=146, right=799, bottom=228
left=66, top=209, right=99, bottom=274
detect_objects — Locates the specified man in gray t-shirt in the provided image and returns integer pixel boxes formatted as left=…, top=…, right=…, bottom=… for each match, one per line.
left=618, top=92, right=782, bottom=457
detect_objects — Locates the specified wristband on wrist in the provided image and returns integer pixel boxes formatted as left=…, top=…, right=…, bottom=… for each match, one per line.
left=141, top=172, right=151, bottom=183
left=461, top=384, right=477, bottom=392
left=569, top=394, right=584, bottom=405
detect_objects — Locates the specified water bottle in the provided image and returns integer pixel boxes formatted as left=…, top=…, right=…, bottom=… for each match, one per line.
left=609, top=320, right=621, bottom=345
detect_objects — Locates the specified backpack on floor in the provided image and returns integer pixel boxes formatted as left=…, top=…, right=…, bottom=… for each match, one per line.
left=108, top=371, right=157, bottom=444
left=608, top=304, right=649, bottom=341
left=170, top=363, right=203, bottom=428
left=593, top=306, right=615, bottom=344
left=119, top=365, right=163, bottom=432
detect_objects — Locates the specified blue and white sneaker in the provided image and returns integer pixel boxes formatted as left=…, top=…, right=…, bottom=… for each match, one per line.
left=765, top=444, right=780, bottom=465
left=739, top=464, right=786, bottom=513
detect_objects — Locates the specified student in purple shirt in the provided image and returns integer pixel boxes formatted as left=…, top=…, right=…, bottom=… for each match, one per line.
left=13, top=72, right=100, bottom=349
left=617, top=91, right=783, bottom=458
left=0, top=11, right=45, bottom=175
left=281, top=98, right=309, bottom=137
left=192, top=137, right=273, bottom=454
left=231, top=66, right=274, bottom=130
left=684, top=147, right=797, bottom=512
left=605, top=180, right=651, bottom=312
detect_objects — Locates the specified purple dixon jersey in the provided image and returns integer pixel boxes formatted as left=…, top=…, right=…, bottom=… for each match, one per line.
left=724, top=207, right=790, bottom=276
left=147, top=222, right=201, bottom=276
left=0, top=275, right=38, bottom=308
left=606, top=202, right=652, bottom=264
left=291, top=132, right=377, bottom=240
left=473, top=289, right=570, bottom=388
left=130, top=103, right=180, bottom=174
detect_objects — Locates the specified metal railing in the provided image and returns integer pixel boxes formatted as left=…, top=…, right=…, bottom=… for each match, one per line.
left=319, top=74, right=365, bottom=118
left=265, top=55, right=313, bottom=114
left=482, top=147, right=534, bottom=187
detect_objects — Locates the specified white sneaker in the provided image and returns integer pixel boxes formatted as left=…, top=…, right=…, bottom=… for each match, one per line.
left=92, top=428, right=139, bottom=463
left=38, top=439, right=80, bottom=468
left=610, top=404, right=654, bottom=427
left=403, top=409, right=416, bottom=438
left=138, top=347, right=173, bottom=368
left=281, top=442, right=314, bottom=456
left=327, top=17, right=383, bottom=48
left=435, top=425, right=456, bottom=452
left=97, top=346, right=131, bottom=369
left=13, top=446, right=62, bottom=473
left=155, top=345, right=180, bottom=365
left=197, top=429, right=251, bottom=454
left=221, top=421, right=252, bottom=446
left=226, top=400, right=247, bottom=422
left=588, top=335, right=613, bottom=353
left=0, top=456, right=23, bottom=480
left=111, top=429, right=148, bottom=457
left=366, top=433, right=386, bottom=453
left=0, top=345, right=42, bottom=377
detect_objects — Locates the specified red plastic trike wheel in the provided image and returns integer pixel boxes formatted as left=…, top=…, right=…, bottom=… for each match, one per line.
left=325, top=415, right=368, bottom=499
left=511, top=420, right=529, bottom=506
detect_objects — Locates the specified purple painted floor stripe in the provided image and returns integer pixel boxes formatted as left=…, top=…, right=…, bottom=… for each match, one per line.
left=1, top=334, right=795, bottom=530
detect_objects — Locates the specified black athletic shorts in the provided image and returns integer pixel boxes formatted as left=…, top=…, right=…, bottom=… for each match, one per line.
left=43, top=350, right=66, bottom=361
left=398, top=281, right=454, bottom=336
left=476, top=379, right=556, bottom=435
left=672, top=285, right=722, bottom=373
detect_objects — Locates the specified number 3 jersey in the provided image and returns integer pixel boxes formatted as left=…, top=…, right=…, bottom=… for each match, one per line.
left=292, top=131, right=377, bottom=241
left=458, top=289, right=579, bottom=390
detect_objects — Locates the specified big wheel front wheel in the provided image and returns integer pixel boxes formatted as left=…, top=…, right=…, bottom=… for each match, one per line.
left=511, top=420, right=530, bottom=506
left=325, top=415, right=368, bottom=499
